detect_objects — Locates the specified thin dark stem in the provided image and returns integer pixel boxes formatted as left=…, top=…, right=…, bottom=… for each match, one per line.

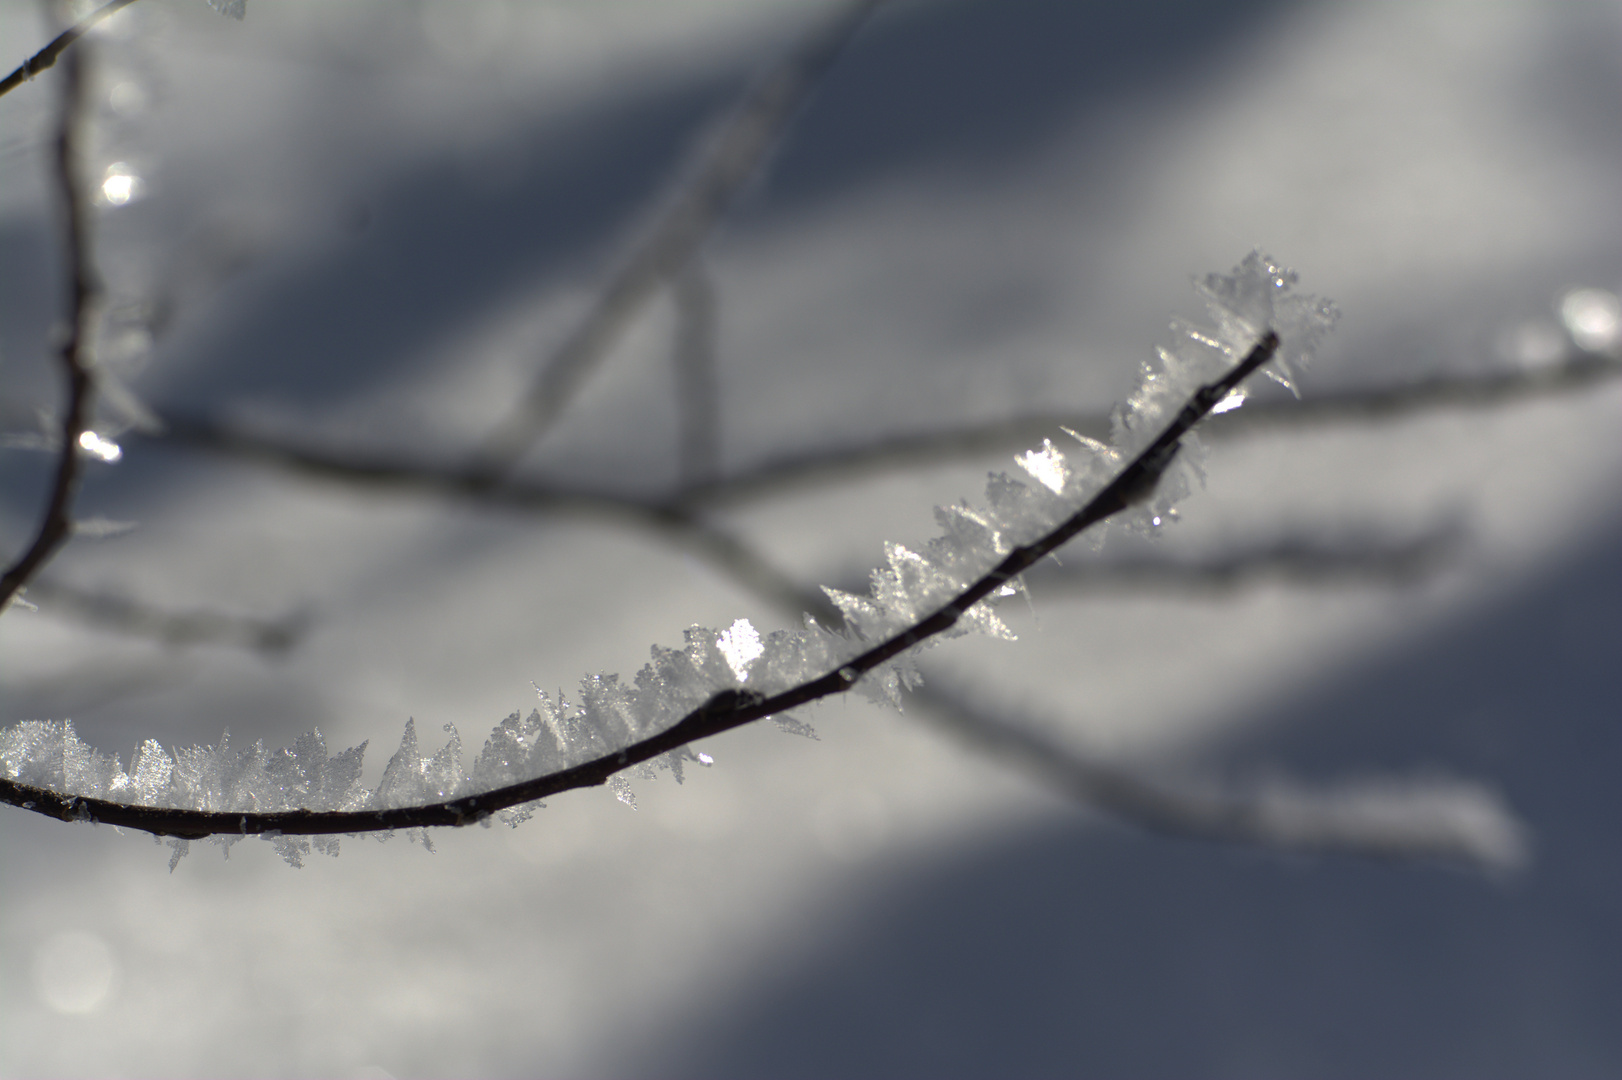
left=684, top=411, right=1114, bottom=507
left=0, top=333, right=1280, bottom=838
left=1, top=41, right=96, bottom=611
left=24, top=578, right=308, bottom=653
left=677, top=351, right=1622, bottom=507
left=909, top=683, right=1525, bottom=868
left=1208, top=350, right=1621, bottom=430
left=674, top=262, right=721, bottom=486
left=812, top=525, right=1460, bottom=601
left=148, top=414, right=842, bottom=626
left=132, top=348, right=1620, bottom=524
left=468, top=0, right=886, bottom=477
left=1021, top=522, right=1462, bottom=595
left=0, top=0, right=138, bottom=100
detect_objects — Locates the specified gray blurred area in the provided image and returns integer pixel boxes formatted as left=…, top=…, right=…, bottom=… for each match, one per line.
left=647, top=523, right=1622, bottom=1079
left=1, top=0, right=1618, bottom=1077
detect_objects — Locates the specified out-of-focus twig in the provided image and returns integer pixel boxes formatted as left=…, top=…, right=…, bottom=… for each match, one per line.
left=469, top=0, right=887, bottom=476
left=161, top=423, right=1462, bottom=631
left=141, top=349, right=1619, bottom=527
left=1208, top=350, right=1621, bottom=431
left=674, top=261, right=722, bottom=486
left=151, top=415, right=843, bottom=627
left=687, top=411, right=1112, bottom=506
left=0, top=0, right=139, bottom=100
left=1023, top=522, right=1463, bottom=595
left=154, top=347, right=1622, bottom=515
left=677, top=351, right=1622, bottom=506
left=809, top=525, right=1463, bottom=604
left=698, top=522, right=1520, bottom=870
left=910, top=682, right=1528, bottom=870
left=23, top=578, right=308, bottom=653
left=1, top=40, right=96, bottom=612
left=143, top=429, right=1461, bottom=624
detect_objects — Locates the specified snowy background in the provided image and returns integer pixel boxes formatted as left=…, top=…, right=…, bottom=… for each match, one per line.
left=1, top=0, right=1619, bottom=1076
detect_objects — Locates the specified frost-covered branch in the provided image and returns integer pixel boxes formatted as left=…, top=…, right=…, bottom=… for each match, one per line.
left=3, top=257, right=1326, bottom=845
left=469, top=0, right=887, bottom=476
left=1, top=40, right=97, bottom=612
left=0, top=0, right=139, bottom=100
left=26, top=255, right=1495, bottom=870
left=123, top=432, right=1496, bottom=864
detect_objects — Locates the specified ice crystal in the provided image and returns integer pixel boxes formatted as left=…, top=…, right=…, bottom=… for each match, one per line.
left=1016, top=439, right=1071, bottom=494
left=0, top=253, right=1335, bottom=865
left=717, top=618, right=765, bottom=682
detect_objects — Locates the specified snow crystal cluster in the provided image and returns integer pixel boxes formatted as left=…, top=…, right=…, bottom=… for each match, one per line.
left=0, top=252, right=1335, bottom=863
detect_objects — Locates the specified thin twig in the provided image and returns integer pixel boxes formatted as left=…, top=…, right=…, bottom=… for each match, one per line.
left=1021, top=522, right=1462, bottom=595
left=23, top=578, right=308, bottom=653
left=1, top=40, right=96, bottom=611
left=674, top=261, right=722, bottom=486
left=677, top=351, right=1622, bottom=507
left=137, top=348, right=1620, bottom=524
left=686, top=411, right=1114, bottom=506
left=468, top=0, right=887, bottom=477
left=152, top=419, right=1458, bottom=635
left=149, top=414, right=842, bottom=626
left=808, top=526, right=1461, bottom=603
left=1208, top=350, right=1622, bottom=431
left=0, top=0, right=138, bottom=100
left=909, top=682, right=1527, bottom=869
left=0, top=332, right=1280, bottom=838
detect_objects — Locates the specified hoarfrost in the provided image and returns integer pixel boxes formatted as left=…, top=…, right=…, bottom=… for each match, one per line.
left=717, top=618, right=764, bottom=682
left=773, top=712, right=819, bottom=740
left=609, top=774, right=638, bottom=809
left=0, top=252, right=1337, bottom=861
left=1016, top=439, right=1071, bottom=493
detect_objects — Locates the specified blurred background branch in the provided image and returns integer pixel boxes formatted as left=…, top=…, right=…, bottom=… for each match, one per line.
left=21, top=576, right=306, bottom=652
left=1, top=17, right=96, bottom=611
left=469, top=0, right=889, bottom=478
